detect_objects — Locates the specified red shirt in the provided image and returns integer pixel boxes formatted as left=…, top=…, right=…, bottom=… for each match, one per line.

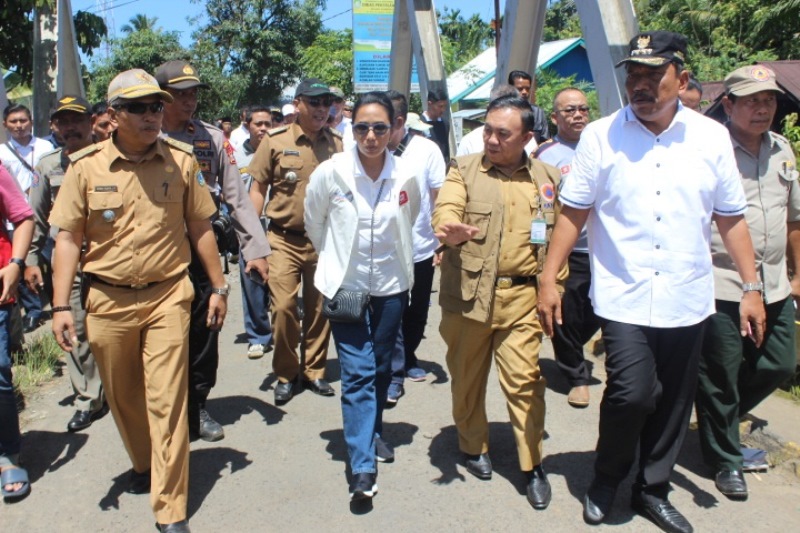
left=1, top=163, right=34, bottom=303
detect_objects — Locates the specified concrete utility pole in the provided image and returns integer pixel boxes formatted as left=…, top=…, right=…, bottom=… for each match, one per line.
left=389, top=0, right=413, bottom=94
left=58, top=0, right=86, bottom=98
left=0, top=76, right=8, bottom=143
left=33, top=2, right=58, bottom=137
left=494, top=0, right=548, bottom=100
left=575, top=0, right=638, bottom=115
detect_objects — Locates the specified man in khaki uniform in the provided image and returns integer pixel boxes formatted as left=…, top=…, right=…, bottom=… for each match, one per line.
left=433, top=94, right=561, bottom=511
left=49, top=69, right=227, bottom=533
left=25, top=95, right=107, bottom=432
left=249, top=78, right=343, bottom=404
left=696, top=65, right=799, bottom=500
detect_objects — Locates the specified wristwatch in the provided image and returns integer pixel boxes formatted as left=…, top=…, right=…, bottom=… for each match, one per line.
left=211, top=283, right=231, bottom=296
left=742, top=281, right=764, bottom=293
left=8, top=257, right=25, bottom=269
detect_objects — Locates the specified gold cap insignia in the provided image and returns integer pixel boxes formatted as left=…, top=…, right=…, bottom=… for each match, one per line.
left=60, top=97, right=76, bottom=104
left=182, top=65, right=194, bottom=75
left=637, top=35, right=651, bottom=50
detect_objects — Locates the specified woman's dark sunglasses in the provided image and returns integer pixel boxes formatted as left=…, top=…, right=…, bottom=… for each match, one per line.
left=113, top=101, right=164, bottom=115
left=352, top=122, right=391, bottom=136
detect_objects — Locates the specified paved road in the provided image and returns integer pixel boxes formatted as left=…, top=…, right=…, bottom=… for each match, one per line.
left=5, top=266, right=800, bottom=532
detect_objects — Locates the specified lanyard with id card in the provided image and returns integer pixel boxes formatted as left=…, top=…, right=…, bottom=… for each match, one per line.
left=530, top=194, right=547, bottom=245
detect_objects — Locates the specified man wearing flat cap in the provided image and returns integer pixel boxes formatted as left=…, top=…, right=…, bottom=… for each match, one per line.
left=155, top=60, right=271, bottom=442
left=248, top=78, right=343, bottom=405
left=538, top=31, right=766, bottom=533
left=49, top=69, right=226, bottom=533
left=695, top=65, right=798, bottom=502
left=25, top=95, right=107, bottom=433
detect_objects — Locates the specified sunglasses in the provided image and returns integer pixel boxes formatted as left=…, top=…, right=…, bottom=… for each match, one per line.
left=352, top=122, right=391, bottom=136
left=302, top=96, right=334, bottom=108
left=557, top=105, right=590, bottom=115
left=114, top=101, right=164, bottom=115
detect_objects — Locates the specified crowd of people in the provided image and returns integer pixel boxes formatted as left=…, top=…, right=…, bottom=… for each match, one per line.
left=0, top=29, right=797, bottom=533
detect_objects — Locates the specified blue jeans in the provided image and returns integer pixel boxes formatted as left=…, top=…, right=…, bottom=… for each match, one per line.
left=238, top=254, right=273, bottom=346
left=0, top=305, right=21, bottom=467
left=331, top=292, right=407, bottom=475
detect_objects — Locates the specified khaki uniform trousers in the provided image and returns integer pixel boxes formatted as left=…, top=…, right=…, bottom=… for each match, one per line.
left=85, top=275, right=193, bottom=524
left=267, top=229, right=330, bottom=382
left=440, top=282, right=546, bottom=471
left=68, top=273, right=104, bottom=412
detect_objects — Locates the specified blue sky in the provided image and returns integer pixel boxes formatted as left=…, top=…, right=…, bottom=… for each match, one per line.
left=76, top=0, right=502, bottom=64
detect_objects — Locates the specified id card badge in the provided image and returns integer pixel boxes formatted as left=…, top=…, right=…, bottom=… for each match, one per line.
left=530, top=216, right=547, bottom=244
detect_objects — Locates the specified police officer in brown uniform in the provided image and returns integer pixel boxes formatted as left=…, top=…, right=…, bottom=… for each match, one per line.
left=432, top=94, right=562, bottom=511
left=248, top=79, right=343, bottom=404
left=49, top=69, right=226, bottom=533
left=25, top=95, right=107, bottom=432
left=155, top=60, right=270, bottom=441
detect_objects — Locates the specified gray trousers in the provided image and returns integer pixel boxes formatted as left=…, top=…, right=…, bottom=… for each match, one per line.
left=67, top=274, right=104, bottom=412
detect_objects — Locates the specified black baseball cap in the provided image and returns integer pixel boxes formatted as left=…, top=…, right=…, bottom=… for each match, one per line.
left=51, top=95, right=91, bottom=119
left=295, top=78, right=334, bottom=99
left=616, top=31, right=688, bottom=68
left=154, top=60, right=210, bottom=90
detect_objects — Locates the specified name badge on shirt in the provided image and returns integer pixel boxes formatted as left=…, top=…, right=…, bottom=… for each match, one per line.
left=530, top=216, right=547, bottom=245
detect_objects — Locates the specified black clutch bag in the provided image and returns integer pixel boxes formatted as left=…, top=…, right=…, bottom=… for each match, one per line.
left=322, top=289, right=370, bottom=323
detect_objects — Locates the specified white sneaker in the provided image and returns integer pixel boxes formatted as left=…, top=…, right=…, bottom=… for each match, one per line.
left=247, top=343, right=265, bottom=359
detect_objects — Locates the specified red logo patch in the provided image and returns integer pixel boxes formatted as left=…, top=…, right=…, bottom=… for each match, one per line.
left=399, top=191, right=408, bottom=206
left=559, top=164, right=571, bottom=175
left=223, top=140, right=237, bottom=165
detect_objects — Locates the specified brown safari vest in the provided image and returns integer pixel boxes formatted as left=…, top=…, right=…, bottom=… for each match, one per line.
left=438, top=153, right=560, bottom=323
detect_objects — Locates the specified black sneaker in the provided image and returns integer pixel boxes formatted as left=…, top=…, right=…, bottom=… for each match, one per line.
left=375, top=436, right=394, bottom=463
left=349, top=473, right=377, bottom=501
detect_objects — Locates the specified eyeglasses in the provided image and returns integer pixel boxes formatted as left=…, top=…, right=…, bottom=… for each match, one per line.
left=114, top=102, right=164, bottom=115
left=302, top=96, right=334, bottom=108
left=557, top=105, right=590, bottom=115
left=352, top=122, right=391, bottom=136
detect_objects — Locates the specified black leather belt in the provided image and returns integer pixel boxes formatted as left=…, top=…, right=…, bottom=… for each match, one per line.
left=87, top=273, right=178, bottom=290
left=269, top=222, right=307, bottom=238
left=495, top=275, right=536, bottom=289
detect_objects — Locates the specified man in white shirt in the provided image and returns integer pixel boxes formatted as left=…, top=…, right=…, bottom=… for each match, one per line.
left=538, top=31, right=765, bottom=533
left=384, top=91, right=445, bottom=404
left=229, top=106, right=250, bottom=149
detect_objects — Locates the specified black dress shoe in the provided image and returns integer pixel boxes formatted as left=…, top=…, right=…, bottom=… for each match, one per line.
left=583, top=480, right=617, bottom=525
left=715, top=470, right=748, bottom=500
left=67, top=405, right=108, bottom=432
left=464, top=453, right=492, bottom=480
left=155, top=519, right=191, bottom=532
left=22, top=315, right=41, bottom=333
left=126, top=469, right=151, bottom=494
left=632, top=499, right=693, bottom=533
left=274, top=381, right=294, bottom=404
left=303, top=378, right=335, bottom=396
left=197, top=409, right=224, bottom=442
left=526, top=465, right=551, bottom=510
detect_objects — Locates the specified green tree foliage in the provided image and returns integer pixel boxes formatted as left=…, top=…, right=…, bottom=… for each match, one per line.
left=0, top=1, right=106, bottom=84
left=543, top=0, right=582, bottom=42
left=120, top=14, right=160, bottom=34
left=86, top=28, right=185, bottom=104
left=300, top=29, right=353, bottom=97
left=437, top=7, right=494, bottom=74
left=189, top=0, right=325, bottom=111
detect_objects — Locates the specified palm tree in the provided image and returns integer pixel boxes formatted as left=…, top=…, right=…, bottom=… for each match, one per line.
left=120, top=14, right=159, bottom=34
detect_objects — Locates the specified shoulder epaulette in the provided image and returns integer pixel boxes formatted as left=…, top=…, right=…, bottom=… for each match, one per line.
left=329, top=127, right=343, bottom=139
left=163, top=136, right=194, bottom=154
left=770, top=131, right=791, bottom=147
left=68, top=143, right=100, bottom=162
left=199, top=120, right=223, bottom=134
left=267, top=125, right=289, bottom=136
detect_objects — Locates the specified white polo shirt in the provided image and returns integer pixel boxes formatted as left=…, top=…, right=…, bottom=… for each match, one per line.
left=560, top=104, right=747, bottom=328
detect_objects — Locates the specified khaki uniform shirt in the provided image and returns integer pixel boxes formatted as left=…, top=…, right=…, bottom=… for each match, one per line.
left=27, top=147, right=68, bottom=266
left=711, top=131, right=800, bottom=304
left=161, top=119, right=270, bottom=260
left=49, top=137, right=217, bottom=286
left=248, top=123, right=343, bottom=232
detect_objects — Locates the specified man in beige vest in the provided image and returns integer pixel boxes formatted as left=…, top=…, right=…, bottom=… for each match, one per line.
left=433, top=94, right=561, bottom=511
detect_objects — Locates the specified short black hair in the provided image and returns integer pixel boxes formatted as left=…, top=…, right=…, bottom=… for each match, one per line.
left=91, top=102, right=110, bottom=115
left=352, top=91, right=395, bottom=124
left=385, top=90, right=408, bottom=120
left=3, top=103, right=31, bottom=121
left=245, top=104, right=272, bottom=123
left=426, top=89, right=447, bottom=103
left=686, top=75, right=703, bottom=94
left=508, top=70, right=532, bottom=85
left=486, top=95, right=535, bottom=133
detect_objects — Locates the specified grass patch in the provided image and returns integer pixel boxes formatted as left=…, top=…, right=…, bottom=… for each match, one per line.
left=12, top=332, right=62, bottom=395
left=778, top=365, right=800, bottom=403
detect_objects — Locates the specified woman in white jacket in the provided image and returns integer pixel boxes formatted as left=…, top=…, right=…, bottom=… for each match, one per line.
left=305, top=92, right=420, bottom=502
